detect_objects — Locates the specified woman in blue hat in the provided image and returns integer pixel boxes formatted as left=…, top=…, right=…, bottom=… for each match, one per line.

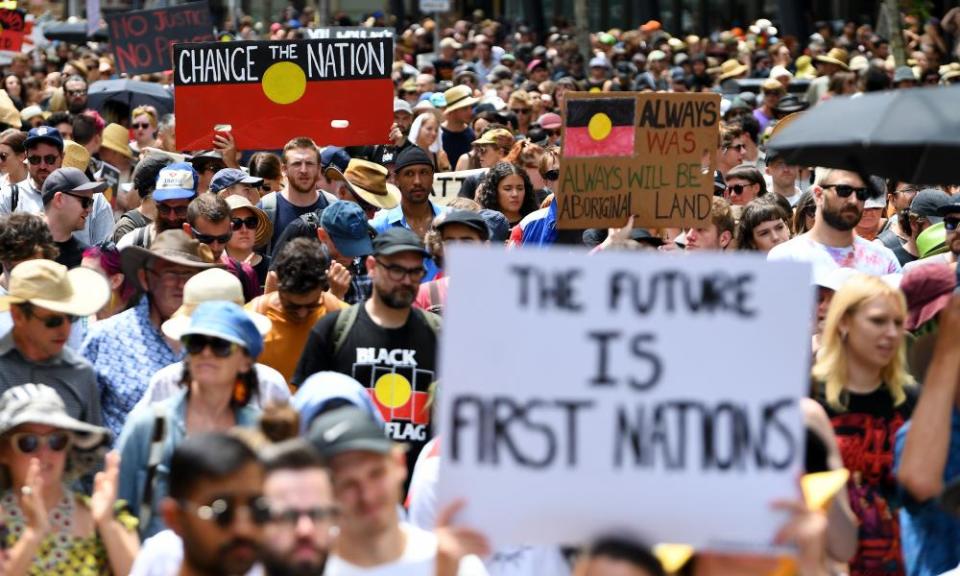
left=116, top=301, right=264, bottom=539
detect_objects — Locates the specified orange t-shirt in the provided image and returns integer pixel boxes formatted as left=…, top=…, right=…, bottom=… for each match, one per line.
left=245, top=291, right=348, bottom=388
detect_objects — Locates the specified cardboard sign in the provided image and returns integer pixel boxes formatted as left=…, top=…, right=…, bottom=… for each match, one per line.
left=431, top=167, right=487, bottom=203
left=436, top=247, right=812, bottom=550
left=0, top=9, right=25, bottom=51
left=173, top=37, right=394, bottom=151
left=302, top=26, right=394, bottom=40
left=106, top=2, right=214, bottom=76
left=557, top=92, right=720, bottom=229
left=98, top=161, right=121, bottom=203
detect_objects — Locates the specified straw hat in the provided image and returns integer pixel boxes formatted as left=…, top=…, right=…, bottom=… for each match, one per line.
left=224, top=194, right=273, bottom=249
left=101, top=123, right=133, bottom=159
left=61, top=140, right=91, bottom=171
left=326, top=159, right=401, bottom=210
left=120, top=230, right=219, bottom=286
left=815, top=48, right=850, bottom=70
left=473, top=127, right=514, bottom=146
left=716, top=59, right=749, bottom=81
left=0, top=89, right=21, bottom=129
left=0, top=259, right=109, bottom=317
left=0, top=384, right=110, bottom=450
left=161, top=268, right=271, bottom=340
left=443, top=84, right=479, bottom=113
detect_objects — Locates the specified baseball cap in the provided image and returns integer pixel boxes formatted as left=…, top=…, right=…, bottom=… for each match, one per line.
left=24, top=125, right=64, bottom=151
left=537, top=112, right=562, bottom=130
left=394, top=98, right=413, bottom=115
left=154, top=162, right=199, bottom=202
left=434, top=209, right=489, bottom=239
left=372, top=228, right=429, bottom=257
left=308, top=406, right=392, bottom=460
left=41, top=167, right=107, bottom=205
left=320, top=201, right=376, bottom=257
left=912, top=188, right=952, bottom=221
left=320, top=146, right=351, bottom=175
left=209, top=168, right=263, bottom=194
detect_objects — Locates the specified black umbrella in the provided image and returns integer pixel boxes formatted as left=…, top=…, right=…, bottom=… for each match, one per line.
left=767, top=85, right=960, bottom=185
left=86, top=79, right=174, bottom=117
left=42, top=22, right=109, bottom=43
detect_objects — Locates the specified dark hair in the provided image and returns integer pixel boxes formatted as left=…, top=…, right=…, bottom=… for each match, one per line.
left=735, top=114, right=760, bottom=144
left=261, top=440, right=325, bottom=474
left=70, top=113, right=98, bottom=145
left=584, top=537, right=666, bottom=576
left=726, top=164, right=768, bottom=196
left=0, top=128, right=26, bottom=154
left=248, top=152, right=283, bottom=181
left=46, top=111, right=72, bottom=129
left=179, top=352, right=260, bottom=408
left=0, top=213, right=58, bottom=265
left=258, top=403, right=300, bottom=444
left=477, top=161, right=538, bottom=220
left=736, top=197, right=792, bottom=251
left=187, top=192, right=230, bottom=226
left=168, top=432, right=260, bottom=500
left=792, top=190, right=817, bottom=234
left=132, top=155, right=173, bottom=199
left=275, top=237, right=330, bottom=294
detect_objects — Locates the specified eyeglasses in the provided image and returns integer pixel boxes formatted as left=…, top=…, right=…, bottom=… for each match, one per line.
left=725, top=183, right=751, bottom=196
left=62, top=190, right=93, bottom=209
left=66, top=89, right=86, bottom=97
left=895, top=186, right=919, bottom=195
left=822, top=183, right=870, bottom=201
left=156, top=203, right=189, bottom=218
left=544, top=169, right=559, bottom=182
left=26, top=308, right=79, bottom=328
left=180, top=496, right=271, bottom=528
left=511, top=108, right=531, bottom=115
left=270, top=506, right=340, bottom=526
left=723, top=144, right=747, bottom=153
left=375, top=259, right=427, bottom=282
left=231, top=216, right=258, bottom=231
left=10, top=431, right=72, bottom=454
left=945, top=216, right=960, bottom=232
left=27, top=154, right=59, bottom=166
left=131, top=122, right=152, bottom=129
left=191, top=230, right=233, bottom=245
left=184, top=334, right=238, bottom=358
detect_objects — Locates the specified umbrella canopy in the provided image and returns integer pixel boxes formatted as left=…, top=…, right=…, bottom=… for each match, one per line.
left=767, top=85, right=960, bottom=185
left=86, top=79, right=174, bottom=117
left=42, top=22, right=109, bottom=43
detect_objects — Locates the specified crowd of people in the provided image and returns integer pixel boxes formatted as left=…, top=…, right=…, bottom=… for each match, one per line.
left=0, top=3, right=959, bottom=576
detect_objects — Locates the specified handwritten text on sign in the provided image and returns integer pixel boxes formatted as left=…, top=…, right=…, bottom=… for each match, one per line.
left=106, top=2, right=214, bottom=76
left=436, top=248, right=812, bottom=550
left=557, top=92, right=720, bottom=229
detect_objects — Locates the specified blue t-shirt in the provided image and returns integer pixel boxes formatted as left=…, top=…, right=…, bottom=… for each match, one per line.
left=895, top=410, right=960, bottom=576
left=441, top=125, right=475, bottom=169
left=265, top=193, right=326, bottom=248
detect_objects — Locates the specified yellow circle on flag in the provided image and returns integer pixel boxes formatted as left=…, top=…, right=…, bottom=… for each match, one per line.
left=373, top=373, right=412, bottom=409
left=588, top=112, right=612, bottom=141
left=261, top=62, right=307, bottom=105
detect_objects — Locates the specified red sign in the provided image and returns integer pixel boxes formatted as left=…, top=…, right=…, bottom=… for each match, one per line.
left=0, top=9, right=25, bottom=52
left=106, top=2, right=214, bottom=76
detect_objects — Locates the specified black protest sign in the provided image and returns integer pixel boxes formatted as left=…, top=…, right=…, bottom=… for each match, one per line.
left=106, top=1, right=214, bottom=76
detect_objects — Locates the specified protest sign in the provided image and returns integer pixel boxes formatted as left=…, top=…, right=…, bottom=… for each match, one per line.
left=302, top=26, right=394, bottom=40
left=431, top=167, right=486, bottom=203
left=173, top=37, right=394, bottom=151
left=0, top=8, right=26, bottom=51
left=557, top=92, right=720, bottom=230
left=98, top=161, right=120, bottom=203
left=436, top=247, right=812, bottom=551
left=106, top=2, right=214, bottom=76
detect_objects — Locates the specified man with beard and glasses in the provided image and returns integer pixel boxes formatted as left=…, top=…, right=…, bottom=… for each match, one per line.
left=259, top=137, right=330, bottom=253
left=292, top=228, right=440, bottom=480
left=768, top=167, right=900, bottom=277
left=259, top=440, right=337, bottom=576
left=130, top=432, right=267, bottom=576
left=118, top=162, right=200, bottom=249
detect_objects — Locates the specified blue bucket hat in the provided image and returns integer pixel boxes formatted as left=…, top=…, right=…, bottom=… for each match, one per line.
left=154, top=162, right=199, bottom=202
left=180, top=300, right=263, bottom=359
left=320, top=201, right=375, bottom=257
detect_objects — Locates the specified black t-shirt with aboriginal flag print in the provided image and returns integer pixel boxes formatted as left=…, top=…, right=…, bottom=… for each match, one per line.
left=293, top=304, right=438, bottom=480
left=818, top=385, right=916, bottom=576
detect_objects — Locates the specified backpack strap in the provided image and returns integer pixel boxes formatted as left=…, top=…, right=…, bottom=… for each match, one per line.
left=428, top=281, right=441, bottom=310
left=332, top=305, right=361, bottom=356
left=10, top=183, right=18, bottom=212
left=261, top=192, right=278, bottom=226
left=134, top=225, right=150, bottom=248
left=126, top=209, right=148, bottom=229
left=139, top=403, right=168, bottom=532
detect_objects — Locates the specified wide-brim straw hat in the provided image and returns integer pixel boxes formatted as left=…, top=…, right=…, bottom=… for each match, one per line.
left=120, top=230, right=219, bottom=286
left=0, top=259, right=109, bottom=317
left=224, top=194, right=273, bottom=249
left=716, top=59, right=749, bottom=81
left=327, top=159, right=401, bottom=210
left=161, top=268, right=271, bottom=340
left=101, top=123, right=133, bottom=159
left=815, top=48, right=850, bottom=71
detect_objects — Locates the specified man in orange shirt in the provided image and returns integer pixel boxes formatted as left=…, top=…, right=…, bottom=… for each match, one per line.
left=246, top=237, right=347, bottom=386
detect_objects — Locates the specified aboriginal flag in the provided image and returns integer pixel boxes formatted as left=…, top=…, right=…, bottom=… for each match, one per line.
left=564, top=98, right=636, bottom=157
left=355, top=365, right=432, bottom=426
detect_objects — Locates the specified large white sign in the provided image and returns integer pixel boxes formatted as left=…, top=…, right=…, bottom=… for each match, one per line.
left=436, top=247, right=813, bottom=552
left=431, top=167, right=487, bottom=204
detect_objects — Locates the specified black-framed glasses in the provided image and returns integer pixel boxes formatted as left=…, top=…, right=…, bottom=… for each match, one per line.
left=66, top=89, right=87, bottom=97
left=726, top=183, right=750, bottom=196
left=191, top=229, right=232, bottom=245
left=269, top=506, right=340, bottom=526
left=131, top=122, right=151, bottom=130
left=511, top=108, right=531, bottom=115
left=62, top=190, right=93, bottom=209
left=156, top=203, right=189, bottom=218
left=231, top=216, right=258, bottom=231
left=10, top=431, right=72, bottom=454
left=822, top=183, right=870, bottom=201
left=543, top=169, right=559, bottom=182
left=180, top=495, right=271, bottom=528
left=27, top=154, right=58, bottom=166
left=183, top=334, right=237, bottom=358
left=24, top=305, right=80, bottom=328
left=375, top=259, right=427, bottom=282
left=945, top=216, right=960, bottom=232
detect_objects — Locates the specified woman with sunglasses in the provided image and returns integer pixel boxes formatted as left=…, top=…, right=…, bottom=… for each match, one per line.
left=792, top=191, right=817, bottom=235
left=223, top=196, right=273, bottom=290
left=117, top=300, right=264, bottom=538
left=0, top=383, right=139, bottom=575
left=129, top=106, right=159, bottom=152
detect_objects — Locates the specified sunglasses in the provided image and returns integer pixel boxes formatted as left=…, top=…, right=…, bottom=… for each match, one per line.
left=131, top=122, right=152, bottom=129
left=184, top=334, right=238, bottom=358
left=822, top=183, right=870, bottom=201
left=270, top=506, right=340, bottom=526
left=62, top=190, right=93, bottom=209
left=10, top=431, right=72, bottom=454
left=726, top=184, right=750, bottom=196
left=156, top=203, right=188, bottom=218
left=945, top=216, right=960, bottom=232
left=66, top=89, right=87, bottom=97
left=28, top=308, right=80, bottom=328
left=544, top=169, right=559, bottom=182
left=511, top=108, right=532, bottom=115
left=231, top=216, right=258, bottom=231
left=192, top=230, right=232, bottom=245
left=27, top=154, right=59, bottom=166
left=181, top=496, right=271, bottom=528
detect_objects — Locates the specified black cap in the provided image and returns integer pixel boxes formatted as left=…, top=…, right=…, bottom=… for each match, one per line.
left=372, top=227, right=429, bottom=257
left=910, top=188, right=953, bottom=218
left=394, top=146, right=434, bottom=172
left=308, top=407, right=393, bottom=460
left=434, top=210, right=489, bottom=239
left=41, top=167, right=107, bottom=205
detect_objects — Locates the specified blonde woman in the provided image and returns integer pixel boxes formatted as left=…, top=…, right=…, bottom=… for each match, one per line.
left=130, top=106, right=160, bottom=151
left=812, top=273, right=916, bottom=576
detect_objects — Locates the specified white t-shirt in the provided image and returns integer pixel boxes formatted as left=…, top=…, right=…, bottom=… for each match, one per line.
left=133, top=361, right=291, bottom=413
left=128, top=529, right=266, bottom=576
left=767, top=233, right=901, bottom=278
left=326, top=523, right=489, bottom=576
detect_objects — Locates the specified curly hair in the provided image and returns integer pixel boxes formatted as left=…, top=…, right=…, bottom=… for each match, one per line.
left=0, top=213, right=58, bottom=265
left=274, top=237, right=329, bottom=295
left=476, top=161, right=538, bottom=221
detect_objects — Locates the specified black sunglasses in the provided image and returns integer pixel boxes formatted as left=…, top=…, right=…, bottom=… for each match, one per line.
left=544, top=169, right=559, bottom=182
left=726, top=183, right=750, bottom=196
left=156, top=203, right=188, bottom=217
left=11, top=431, right=72, bottom=454
left=231, top=216, right=258, bottom=231
left=192, top=230, right=232, bottom=245
left=131, top=122, right=152, bottom=129
left=181, top=496, right=271, bottom=528
left=26, top=307, right=79, bottom=328
left=945, top=216, right=960, bottom=232
left=62, top=190, right=93, bottom=209
left=27, top=154, right=58, bottom=166
left=183, top=334, right=237, bottom=358
left=822, top=183, right=870, bottom=201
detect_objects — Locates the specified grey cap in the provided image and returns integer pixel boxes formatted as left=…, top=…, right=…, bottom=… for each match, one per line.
left=894, top=66, right=916, bottom=84
left=912, top=188, right=952, bottom=220
left=41, top=167, right=107, bottom=204
left=308, top=406, right=393, bottom=460
left=0, top=384, right=110, bottom=450
left=394, top=98, right=413, bottom=115
left=372, top=227, right=429, bottom=257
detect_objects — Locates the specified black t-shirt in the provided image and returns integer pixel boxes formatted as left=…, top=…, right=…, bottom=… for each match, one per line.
left=293, top=305, right=439, bottom=476
left=56, top=237, right=88, bottom=269
left=270, top=193, right=326, bottom=248
left=441, top=125, right=475, bottom=170
left=433, top=58, right=458, bottom=81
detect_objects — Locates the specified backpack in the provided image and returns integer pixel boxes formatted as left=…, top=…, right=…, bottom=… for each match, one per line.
left=9, top=183, right=18, bottom=212
left=331, top=304, right=441, bottom=356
